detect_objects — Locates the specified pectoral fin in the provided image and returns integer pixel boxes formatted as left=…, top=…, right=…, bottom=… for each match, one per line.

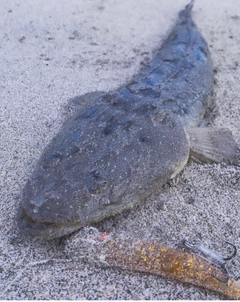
left=187, top=127, right=240, bottom=165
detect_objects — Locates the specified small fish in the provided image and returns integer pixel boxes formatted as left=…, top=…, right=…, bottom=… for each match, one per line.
left=18, top=1, right=239, bottom=240
left=65, top=227, right=240, bottom=300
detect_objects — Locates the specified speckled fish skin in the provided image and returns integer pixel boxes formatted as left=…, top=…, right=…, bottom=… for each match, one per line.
left=65, top=228, right=240, bottom=300
left=19, top=2, right=213, bottom=239
left=122, top=1, right=213, bottom=127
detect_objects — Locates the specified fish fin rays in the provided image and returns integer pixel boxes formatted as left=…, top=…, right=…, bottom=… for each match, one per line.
left=187, top=127, right=240, bottom=165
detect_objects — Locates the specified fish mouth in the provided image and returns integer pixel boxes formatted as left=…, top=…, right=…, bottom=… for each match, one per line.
left=18, top=207, right=55, bottom=239
left=18, top=207, right=82, bottom=240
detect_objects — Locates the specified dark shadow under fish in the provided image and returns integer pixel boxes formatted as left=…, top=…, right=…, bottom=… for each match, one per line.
left=19, top=1, right=239, bottom=240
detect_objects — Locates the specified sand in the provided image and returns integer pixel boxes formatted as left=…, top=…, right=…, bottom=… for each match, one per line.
left=0, top=0, right=240, bottom=299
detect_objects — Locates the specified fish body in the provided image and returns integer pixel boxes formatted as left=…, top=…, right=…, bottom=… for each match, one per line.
left=122, top=1, right=213, bottom=127
left=19, top=2, right=214, bottom=239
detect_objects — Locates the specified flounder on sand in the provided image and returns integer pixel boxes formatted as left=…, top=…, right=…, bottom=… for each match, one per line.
left=19, top=1, right=239, bottom=240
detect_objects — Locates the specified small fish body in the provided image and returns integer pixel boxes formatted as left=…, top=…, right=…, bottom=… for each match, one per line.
left=19, top=2, right=215, bottom=239
left=65, top=228, right=240, bottom=300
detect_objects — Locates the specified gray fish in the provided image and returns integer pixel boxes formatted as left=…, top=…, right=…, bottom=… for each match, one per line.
left=18, top=2, right=239, bottom=239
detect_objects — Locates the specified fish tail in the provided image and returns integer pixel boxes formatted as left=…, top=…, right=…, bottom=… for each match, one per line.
left=178, top=0, right=194, bottom=19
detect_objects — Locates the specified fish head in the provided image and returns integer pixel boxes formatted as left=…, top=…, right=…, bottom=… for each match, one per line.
left=18, top=100, right=189, bottom=240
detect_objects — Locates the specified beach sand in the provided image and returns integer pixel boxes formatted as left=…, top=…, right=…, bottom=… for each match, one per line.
left=1, top=0, right=240, bottom=299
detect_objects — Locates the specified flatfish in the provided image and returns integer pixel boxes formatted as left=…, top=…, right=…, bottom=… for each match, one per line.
left=18, top=1, right=239, bottom=240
